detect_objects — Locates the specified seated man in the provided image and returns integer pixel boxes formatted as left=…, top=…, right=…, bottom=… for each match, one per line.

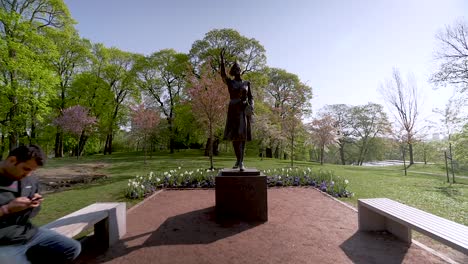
left=0, top=145, right=81, bottom=263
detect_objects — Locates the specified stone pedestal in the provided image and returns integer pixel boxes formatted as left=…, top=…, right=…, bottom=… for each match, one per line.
left=215, top=168, right=268, bottom=222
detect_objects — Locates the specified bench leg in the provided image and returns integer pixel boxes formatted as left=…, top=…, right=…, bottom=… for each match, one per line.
left=107, top=203, right=126, bottom=245
left=385, top=218, right=412, bottom=245
left=358, top=202, right=386, bottom=231
left=94, top=218, right=110, bottom=249
left=358, top=202, right=411, bottom=246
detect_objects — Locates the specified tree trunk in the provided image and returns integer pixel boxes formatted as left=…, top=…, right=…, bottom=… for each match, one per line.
left=104, top=133, right=113, bottom=155
left=213, top=137, right=219, bottom=156
left=54, top=131, right=64, bottom=158
left=204, top=138, right=211, bottom=156
left=77, top=132, right=88, bottom=156
left=408, top=142, right=414, bottom=165
left=266, top=148, right=272, bottom=158
left=30, top=122, right=36, bottom=144
left=208, top=124, right=213, bottom=170
left=339, top=143, right=346, bottom=165
left=290, top=134, right=294, bottom=167
left=274, top=145, right=280, bottom=159
left=168, top=118, right=174, bottom=154
left=320, top=146, right=324, bottom=165
left=9, top=133, right=18, bottom=152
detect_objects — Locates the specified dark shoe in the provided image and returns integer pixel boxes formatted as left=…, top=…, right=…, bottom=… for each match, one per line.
left=239, top=162, right=245, bottom=171
left=232, top=161, right=239, bottom=169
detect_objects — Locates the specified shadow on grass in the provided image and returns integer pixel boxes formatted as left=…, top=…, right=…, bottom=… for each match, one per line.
left=430, top=185, right=462, bottom=199
left=340, top=231, right=409, bottom=264
left=76, top=206, right=261, bottom=264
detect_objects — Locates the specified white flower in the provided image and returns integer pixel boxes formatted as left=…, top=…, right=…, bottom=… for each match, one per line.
left=168, top=174, right=171, bottom=178
left=150, top=171, right=154, bottom=177
left=141, top=184, right=144, bottom=188
left=278, top=176, right=282, bottom=179
left=178, top=166, right=181, bottom=170
left=345, top=180, right=349, bottom=184
left=156, top=178, right=161, bottom=182
left=128, top=182, right=131, bottom=186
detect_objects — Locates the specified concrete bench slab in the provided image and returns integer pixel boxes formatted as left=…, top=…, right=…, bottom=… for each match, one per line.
left=358, top=198, right=468, bottom=255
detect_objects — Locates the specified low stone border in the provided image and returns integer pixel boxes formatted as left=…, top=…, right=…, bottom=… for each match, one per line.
left=127, top=189, right=164, bottom=214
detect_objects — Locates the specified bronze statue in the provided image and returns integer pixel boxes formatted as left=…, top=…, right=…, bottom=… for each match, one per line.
left=220, top=49, right=253, bottom=171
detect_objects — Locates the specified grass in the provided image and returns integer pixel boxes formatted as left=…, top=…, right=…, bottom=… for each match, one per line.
left=32, top=150, right=468, bottom=228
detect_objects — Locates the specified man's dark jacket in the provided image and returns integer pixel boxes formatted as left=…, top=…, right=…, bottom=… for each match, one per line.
left=0, top=175, right=41, bottom=245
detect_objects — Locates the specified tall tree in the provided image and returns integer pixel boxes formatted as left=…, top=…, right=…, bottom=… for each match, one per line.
left=263, top=68, right=312, bottom=161
left=130, top=104, right=160, bottom=163
left=319, top=104, right=353, bottom=165
left=0, top=0, right=73, bottom=150
left=53, top=105, right=97, bottom=157
left=431, top=20, right=468, bottom=92
left=350, top=103, right=391, bottom=165
left=134, top=49, right=189, bottom=153
left=380, top=68, right=420, bottom=165
left=47, top=28, right=92, bottom=157
left=308, top=115, right=340, bottom=165
left=432, top=95, right=466, bottom=141
left=188, top=62, right=229, bottom=169
left=100, top=47, right=138, bottom=155
left=189, top=28, right=266, bottom=75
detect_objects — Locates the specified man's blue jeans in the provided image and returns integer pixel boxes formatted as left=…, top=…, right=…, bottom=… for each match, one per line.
left=0, top=227, right=81, bottom=264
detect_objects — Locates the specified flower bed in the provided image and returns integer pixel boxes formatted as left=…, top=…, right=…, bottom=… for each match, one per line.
left=125, top=167, right=352, bottom=199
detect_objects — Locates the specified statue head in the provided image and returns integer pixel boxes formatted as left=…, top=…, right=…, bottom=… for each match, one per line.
left=229, top=61, right=241, bottom=76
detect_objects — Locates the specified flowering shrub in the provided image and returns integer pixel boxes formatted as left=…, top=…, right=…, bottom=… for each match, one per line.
left=264, top=167, right=352, bottom=197
left=125, top=167, right=352, bottom=199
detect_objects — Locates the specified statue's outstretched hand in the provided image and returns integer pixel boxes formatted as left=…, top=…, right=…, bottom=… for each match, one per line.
left=220, top=48, right=226, bottom=61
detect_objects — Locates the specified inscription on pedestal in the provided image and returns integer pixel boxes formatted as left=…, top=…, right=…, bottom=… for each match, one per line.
left=215, top=168, right=268, bottom=222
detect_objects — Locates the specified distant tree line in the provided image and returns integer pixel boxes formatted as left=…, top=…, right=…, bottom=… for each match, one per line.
left=1, top=1, right=467, bottom=170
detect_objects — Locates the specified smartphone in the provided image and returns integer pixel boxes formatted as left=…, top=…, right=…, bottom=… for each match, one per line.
left=30, top=196, right=41, bottom=202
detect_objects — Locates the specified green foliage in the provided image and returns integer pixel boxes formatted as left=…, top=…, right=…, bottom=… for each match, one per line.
left=189, top=28, right=266, bottom=74
left=0, top=0, right=74, bottom=149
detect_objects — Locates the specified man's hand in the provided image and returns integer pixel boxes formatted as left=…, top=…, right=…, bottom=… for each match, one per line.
left=29, top=193, right=43, bottom=207
left=3, top=195, right=43, bottom=214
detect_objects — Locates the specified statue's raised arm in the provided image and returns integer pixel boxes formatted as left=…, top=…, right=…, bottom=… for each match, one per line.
left=220, top=48, right=228, bottom=84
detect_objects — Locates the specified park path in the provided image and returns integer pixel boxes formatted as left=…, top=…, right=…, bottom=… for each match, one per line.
left=75, top=188, right=455, bottom=264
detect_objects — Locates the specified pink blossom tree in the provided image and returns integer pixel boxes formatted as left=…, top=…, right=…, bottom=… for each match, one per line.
left=188, top=62, right=229, bottom=169
left=308, top=115, right=341, bottom=165
left=54, top=105, right=97, bottom=157
left=130, top=104, right=160, bottom=163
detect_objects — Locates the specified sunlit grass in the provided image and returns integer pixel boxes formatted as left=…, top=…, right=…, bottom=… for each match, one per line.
left=33, top=150, right=468, bottom=227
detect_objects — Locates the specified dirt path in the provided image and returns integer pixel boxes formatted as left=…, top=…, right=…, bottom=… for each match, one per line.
left=75, top=188, right=463, bottom=264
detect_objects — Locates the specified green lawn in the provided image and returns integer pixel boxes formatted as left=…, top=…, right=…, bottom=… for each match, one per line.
left=32, top=151, right=468, bottom=227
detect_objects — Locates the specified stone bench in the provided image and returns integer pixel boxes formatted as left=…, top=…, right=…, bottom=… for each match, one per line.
left=43, top=202, right=126, bottom=248
left=358, top=198, right=468, bottom=255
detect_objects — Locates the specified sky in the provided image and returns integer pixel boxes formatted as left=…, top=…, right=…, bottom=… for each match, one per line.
left=64, top=0, right=467, bottom=131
